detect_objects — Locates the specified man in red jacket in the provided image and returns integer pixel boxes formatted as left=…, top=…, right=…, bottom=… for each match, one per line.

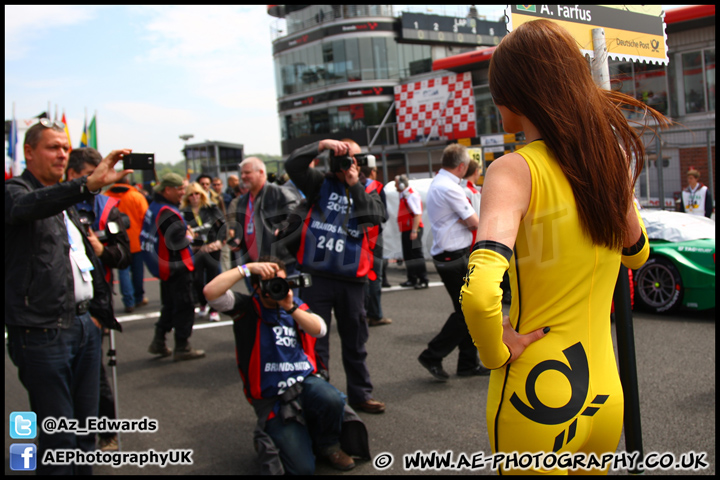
left=106, top=175, right=149, bottom=312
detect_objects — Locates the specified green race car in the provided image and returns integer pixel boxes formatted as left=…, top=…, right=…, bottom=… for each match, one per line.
left=633, top=210, right=715, bottom=313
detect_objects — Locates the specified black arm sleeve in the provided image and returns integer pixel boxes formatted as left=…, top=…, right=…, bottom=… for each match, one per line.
left=284, top=141, right=325, bottom=202
left=348, top=183, right=386, bottom=227
left=6, top=177, right=93, bottom=224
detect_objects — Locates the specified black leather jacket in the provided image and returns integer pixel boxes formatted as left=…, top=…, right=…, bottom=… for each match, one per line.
left=233, top=182, right=302, bottom=266
left=5, top=170, right=120, bottom=331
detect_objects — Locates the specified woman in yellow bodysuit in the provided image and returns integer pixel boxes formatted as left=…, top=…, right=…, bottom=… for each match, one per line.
left=460, top=20, right=670, bottom=475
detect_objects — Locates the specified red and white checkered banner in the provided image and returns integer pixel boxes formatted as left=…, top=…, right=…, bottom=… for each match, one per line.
left=394, top=72, right=476, bottom=144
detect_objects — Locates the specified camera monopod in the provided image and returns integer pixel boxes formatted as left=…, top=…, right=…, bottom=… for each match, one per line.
left=107, top=329, right=122, bottom=451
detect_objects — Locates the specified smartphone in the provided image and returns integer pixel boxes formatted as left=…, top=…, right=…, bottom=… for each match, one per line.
left=123, top=153, right=155, bottom=170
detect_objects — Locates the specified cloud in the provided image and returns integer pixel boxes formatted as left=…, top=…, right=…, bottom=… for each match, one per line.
left=4, top=5, right=100, bottom=60
left=134, top=6, right=275, bottom=111
left=139, top=6, right=268, bottom=62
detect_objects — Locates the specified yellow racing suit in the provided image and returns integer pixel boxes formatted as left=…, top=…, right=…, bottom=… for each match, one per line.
left=461, top=140, right=649, bottom=474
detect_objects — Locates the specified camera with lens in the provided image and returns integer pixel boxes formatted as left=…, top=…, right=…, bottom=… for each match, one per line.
left=77, top=208, right=130, bottom=243
left=190, top=223, right=212, bottom=247
left=329, top=151, right=376, bottom=173
left=261, top=273, right=313, bottom=301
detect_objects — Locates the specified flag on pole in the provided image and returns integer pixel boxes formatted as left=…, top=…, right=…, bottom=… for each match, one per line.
left=88, top=114, right=97, bottom=149
left=61, top=111, right=72, bottom=152
left=6, top=116, right=17, bottom=179
left=7, top=117, right=17, bottom=162
left=79, top=115, right=88, bottom=148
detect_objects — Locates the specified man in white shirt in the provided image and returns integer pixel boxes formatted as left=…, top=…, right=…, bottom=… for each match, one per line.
left=395, top=174, right=429, bottom=289
left=418, top=144, right=490, bottom=381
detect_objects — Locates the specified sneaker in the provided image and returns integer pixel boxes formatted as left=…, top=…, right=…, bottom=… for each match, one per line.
left=368, top=316, right=392, bottom=327
left=323, top=449, right=355, bottom=471
left=173, top=344, right=206, bottom=362
left=418, top=355, right=449, bottom=382
left=208, top=311, right=221, bottom=322
left=414, top=280, right=429, bottom=289
left=99, top=435, right=119, bottom=452
left=195, top=305, right=210, bottom=318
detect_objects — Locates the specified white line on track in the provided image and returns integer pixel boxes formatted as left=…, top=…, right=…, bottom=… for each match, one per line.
left=114, top=282, right=444, bottom=330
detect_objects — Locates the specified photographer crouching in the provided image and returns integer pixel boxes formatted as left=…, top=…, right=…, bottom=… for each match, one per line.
left=203, top=257, right=369, bottom=474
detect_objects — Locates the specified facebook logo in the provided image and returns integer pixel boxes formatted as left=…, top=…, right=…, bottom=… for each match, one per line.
left=10, top=411, right=37, bottom=439
left=10, top=444, right=37, bottom=471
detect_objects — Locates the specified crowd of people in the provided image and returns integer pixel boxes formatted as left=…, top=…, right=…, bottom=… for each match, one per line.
left=8, top=19, right=710, bottom=476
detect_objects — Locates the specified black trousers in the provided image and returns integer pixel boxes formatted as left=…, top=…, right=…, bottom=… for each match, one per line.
left=157, top=270, right=196, bottom=343
left=303, top=275, right=373, bottom=405
left=400, top=227, right=428, bottom=283
left=419, top=249, right=479, bottom=373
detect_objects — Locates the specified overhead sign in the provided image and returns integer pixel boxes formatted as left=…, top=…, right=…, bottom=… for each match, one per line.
left=394, top=72, right=477, bottom=144
left=506, top=5, right=668, bottom=64
left=400, top=12, right=504, bottom=47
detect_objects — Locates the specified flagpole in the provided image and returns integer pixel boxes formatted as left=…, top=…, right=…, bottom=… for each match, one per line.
left=592, top=27, right=644, bottom=475
left=10, top=101, right=16, bottom=176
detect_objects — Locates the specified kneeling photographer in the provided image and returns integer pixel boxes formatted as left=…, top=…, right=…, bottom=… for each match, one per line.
left=203, top=256, right=369, bottom=474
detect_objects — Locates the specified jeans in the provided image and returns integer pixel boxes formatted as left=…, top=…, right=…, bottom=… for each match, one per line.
left=7, top=313, right=102, bottom=475
left=264, top=375, right=346, bottom=475
left=118, top=252, right=145, bottom=307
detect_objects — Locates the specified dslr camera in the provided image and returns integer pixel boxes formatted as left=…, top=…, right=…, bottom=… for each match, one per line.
left=77, top=209, right=130, bottom=242
left=329, top=151, right=376, bottom=173
left=261, top=273, right=313, bottom=301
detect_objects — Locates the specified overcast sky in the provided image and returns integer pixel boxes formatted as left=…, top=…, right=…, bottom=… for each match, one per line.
left=5, top=5, right=684, bottom=165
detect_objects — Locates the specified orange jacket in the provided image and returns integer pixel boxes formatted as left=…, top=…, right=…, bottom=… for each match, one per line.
left=105, top=184, right=149, bottom=254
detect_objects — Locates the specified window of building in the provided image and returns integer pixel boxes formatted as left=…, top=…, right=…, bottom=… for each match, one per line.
left=372, top=37, right=389, bottom=80
left=359, top=38, right=375, bottom=80
left=275, top=36, right=435, bottom=98
left=634, top=62, right=669, bottom=115
left=705, top=49, right=716, bottom=112
left=281, top=101, right=394, bottom=142
left=474, top=85, right=501, bottom=136
left=610, top=60, right=669, bottom=118
left=682, top=51, right=706, bottom=113
left=345, top=38, right=361, bottom=82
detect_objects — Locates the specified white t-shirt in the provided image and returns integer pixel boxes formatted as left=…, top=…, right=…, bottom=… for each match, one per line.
left=426, top=169, right=475, bottom=256
left=64, top=211, right=94, bottom=303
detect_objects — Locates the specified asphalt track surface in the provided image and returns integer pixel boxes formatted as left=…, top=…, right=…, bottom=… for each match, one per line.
left=5, top=261, right=715, bottom=475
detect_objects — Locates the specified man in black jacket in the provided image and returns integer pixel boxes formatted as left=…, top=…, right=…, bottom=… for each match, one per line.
left=232, top=157, right=301, bottom=271
left=285, top=139, right=387, bottom=414
left=141, top=173, right=205, bottom=361
left=5, top=120, right=131, bottom=474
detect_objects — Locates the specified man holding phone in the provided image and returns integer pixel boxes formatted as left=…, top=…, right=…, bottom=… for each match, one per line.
left=5, top=120, right=132, bottom=473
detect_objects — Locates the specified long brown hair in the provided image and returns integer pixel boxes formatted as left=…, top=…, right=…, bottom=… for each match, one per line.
left=489, top=19, right=671, bottom=251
